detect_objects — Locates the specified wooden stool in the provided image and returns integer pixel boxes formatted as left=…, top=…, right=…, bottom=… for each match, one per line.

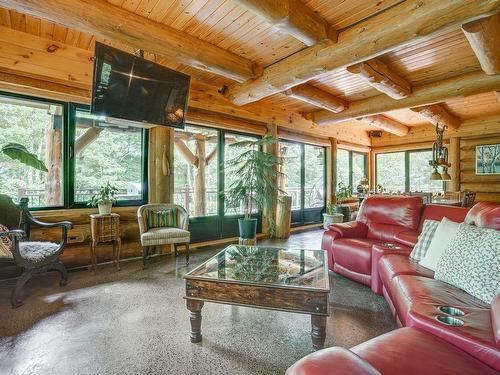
left=89, top=213, right=121, bottom=274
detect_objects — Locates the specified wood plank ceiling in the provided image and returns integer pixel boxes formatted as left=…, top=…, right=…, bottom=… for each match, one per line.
left=0, top=0, right=499, bottom=139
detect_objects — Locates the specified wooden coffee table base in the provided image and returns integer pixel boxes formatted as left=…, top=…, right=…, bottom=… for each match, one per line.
left=185, top=298, right=327, bottom=350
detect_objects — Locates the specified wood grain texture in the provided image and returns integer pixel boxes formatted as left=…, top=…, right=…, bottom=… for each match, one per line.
left=360, top=115, right=409, bottom=136
left=410, top=104, right=461, bottom=130
left=285, top=84, right=348, bottom=113
left=224, top=0, right=500, bottom=105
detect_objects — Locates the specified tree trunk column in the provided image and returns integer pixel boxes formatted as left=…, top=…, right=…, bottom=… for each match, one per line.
left=44, top=107, right=63, bottom=206
left=194, top=138, right=206, bottom=216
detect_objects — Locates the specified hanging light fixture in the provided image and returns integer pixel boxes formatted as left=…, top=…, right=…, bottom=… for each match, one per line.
left=429, top=123, right=451, bottom=180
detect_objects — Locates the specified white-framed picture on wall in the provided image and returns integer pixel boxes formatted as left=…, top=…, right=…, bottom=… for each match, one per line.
left=476, top=144, right=500, bottom=175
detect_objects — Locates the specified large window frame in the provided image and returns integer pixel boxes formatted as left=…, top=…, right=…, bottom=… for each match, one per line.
left=375, top=149, right=444, bottom=193
left=337, top=149, right=367, bottom=189
left=0, top=91, right=149, bottom=210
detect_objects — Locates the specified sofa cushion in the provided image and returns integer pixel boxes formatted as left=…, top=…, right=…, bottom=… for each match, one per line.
left=465, top=201, right=500, bottom=230
left=435, top=223, right=500, bottom=304
left=409, top=219, right=439, bottom=261
left=418, top=204, right=469, bottom=231
left=332, top=238, right=384, bottom=276
left=351, top=327, right=499, bottom=375
left=419, top=217, right=460, bottom=271
left=492, top=294, right=500, bottom=346
left=391, top=275, right=488, bottom=325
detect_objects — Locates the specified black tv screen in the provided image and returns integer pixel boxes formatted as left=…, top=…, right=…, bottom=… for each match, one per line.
left=91, top=42, right=190, bottom=128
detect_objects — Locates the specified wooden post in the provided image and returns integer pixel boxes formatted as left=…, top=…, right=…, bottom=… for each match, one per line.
left=262, top=123, right=278, bottom=236
left=447, top=137, right=461, bottom=192
left=368, top=150, right=376, bottom=191
left=44, top=106, right=62, bottom=206
left=148, top=127, right=174, bottom=204
left=326, top=137, right=337, bottom=203
left=194, top=137, right=206, bottom=216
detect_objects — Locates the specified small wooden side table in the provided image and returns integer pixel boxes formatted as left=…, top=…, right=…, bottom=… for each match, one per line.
left=89, top=213, right=121, bottom=274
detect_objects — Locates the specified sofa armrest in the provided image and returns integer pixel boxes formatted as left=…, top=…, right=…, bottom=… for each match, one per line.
left=394, top=230, right=419, bottom=248
left=492, top=294, right=500, bottom=346
left=327, top=221, right=368, bottom=239
left=286, top=347, right=381, bottom=375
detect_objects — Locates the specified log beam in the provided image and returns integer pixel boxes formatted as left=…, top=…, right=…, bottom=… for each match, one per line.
left=174, top=139, right=198, bottom=167
left=224, top=0, right=500, bottom=105
left=462, top=12, right=500, bottom=75
left=75, top=127, right=103, bottom=155
left=347, top=59, right=412, bottom=99
left=313, top=70, right=500, bottom=125
left=232, top=0, right=336, bottom=46
left=284, top=84, right=348, bottom=113
left=410, top=104, right=461, bottom=131
left=495, top=91, right=500, bottom=102
left=360, top=115, right=409, bottom=137
left=0, top=0, right=257, bottom=82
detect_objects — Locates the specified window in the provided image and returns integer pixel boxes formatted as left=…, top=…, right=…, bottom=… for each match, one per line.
left=336, top=149, right=367, bottom=190
left=376, top=152, right=406, bottom=192
left=0, top=95, right=64, bottom=208
left=224, top=132, right=259, bottom=215
left=376, top=150, right=444, bottom=193
left=74, top=110, right=146, bottom=204
left=279, top=141, right=302, bottom=210
left=173, top=125, right=218, bottom=217
left=304, top=144, right=325, bottom=208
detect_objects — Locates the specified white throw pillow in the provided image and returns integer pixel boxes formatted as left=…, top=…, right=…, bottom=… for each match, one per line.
left=435, top=223, right=500, bottom=304
left=419, top=217, right=460, bottom=271
left=410, top=219, right=440, bottom=261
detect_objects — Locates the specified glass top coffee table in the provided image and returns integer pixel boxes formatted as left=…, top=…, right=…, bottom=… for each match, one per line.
left=184, top=245, right=330, bottom=350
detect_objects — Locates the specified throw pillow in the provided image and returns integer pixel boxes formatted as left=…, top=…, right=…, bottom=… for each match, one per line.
left=146, top=208, right=178, bottom=229
left=0, top=224, right=13, bottom=259
left=435, top=223, right=500, bottom=304
left=409, top=219, right=440, bottom=261
left=419, top=217, right=460, bottom=271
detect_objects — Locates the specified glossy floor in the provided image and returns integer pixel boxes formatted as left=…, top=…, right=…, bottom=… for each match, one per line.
left=0, top=230, right=395, bottom=375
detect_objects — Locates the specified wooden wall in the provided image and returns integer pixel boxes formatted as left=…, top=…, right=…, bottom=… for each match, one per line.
left=458, top=135, right=500, bottom=203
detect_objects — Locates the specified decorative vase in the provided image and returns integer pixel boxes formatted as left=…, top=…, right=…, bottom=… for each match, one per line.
left=238, top=218, right=258, bottom=239
left=98, top=202, right=112, bottom=215
left=334, top=205, right=351, bottom=222
left=322, top=213, right=344, bottom=229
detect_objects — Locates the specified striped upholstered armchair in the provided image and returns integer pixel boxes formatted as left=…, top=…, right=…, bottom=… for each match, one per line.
left=137, top=204, right=190, bottom=268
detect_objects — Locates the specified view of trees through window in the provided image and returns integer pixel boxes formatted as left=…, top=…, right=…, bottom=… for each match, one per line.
left=173, top=125, right=218, bottom=217
left=279, top=141, right=301, bottom=210
left=336, top=149, right=366, bottom=192
left=74, top=110, right=144, bottom=203
left=336, top=149, right=350, bottom=188
left=0, top=96, right=63, bottom=207
left=409, top=150, right=443, bottom=193
left=304, top=145, right=325, bottom=208
left=376, top=152, right=406, bottom=192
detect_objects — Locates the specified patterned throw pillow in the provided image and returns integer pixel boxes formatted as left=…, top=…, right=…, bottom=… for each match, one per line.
left=0, top=224, right=13, bottom=259
left=435, top=223, right=500, bottom=304
left=146, top=208, right=178, bottom=229
left=410, top=219, right=440, bottom=261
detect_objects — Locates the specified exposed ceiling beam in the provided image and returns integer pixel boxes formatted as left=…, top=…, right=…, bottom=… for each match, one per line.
left=346, top=59, right=412, bottom=99
left=410, top=104, right=461, bottom=130
left=359, top=115, right=409, bottom=136
left=232, top=0, right=336, bottom=46
left=223, top=0, right=500, bottom=105
left=0, top=0, right=258, bottom=82
left=284, top=84, right=348, bottom=113
left=312, top=70, right=500, bottom=125
left=462, top=12, right=500, bottom=75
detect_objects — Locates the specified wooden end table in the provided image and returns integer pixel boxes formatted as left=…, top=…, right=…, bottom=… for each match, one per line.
left=184, top=245, right=330, bottom=350
left=89, top=213, right=121, bottom=274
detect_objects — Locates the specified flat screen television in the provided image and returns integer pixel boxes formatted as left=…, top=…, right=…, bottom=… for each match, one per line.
left=91, top=42, right=190, bottom=128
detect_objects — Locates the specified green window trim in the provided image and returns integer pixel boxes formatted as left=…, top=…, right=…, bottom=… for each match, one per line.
left=336, top=149, right=367, bottom=190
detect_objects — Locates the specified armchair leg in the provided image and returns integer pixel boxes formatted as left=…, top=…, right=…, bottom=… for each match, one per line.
left=11, top=269, right=35, bottom=308
left=49, top=261, right=68, bottom=287
left=185, top=243, right=190, bottom=265
left=142, top=246, right=148, bottom=269
left=174, top=243, right=179, bottom=257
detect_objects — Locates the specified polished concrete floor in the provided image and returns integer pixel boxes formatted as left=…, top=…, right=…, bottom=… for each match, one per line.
left=0, top=230, right=396, bottom=375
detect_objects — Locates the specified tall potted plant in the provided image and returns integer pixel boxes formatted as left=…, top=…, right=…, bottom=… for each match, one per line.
left=88, top=182, right=118, bottom=215
left=224, top=135, right=283, bottom=239
left=335, top=182, right=354, bottom=222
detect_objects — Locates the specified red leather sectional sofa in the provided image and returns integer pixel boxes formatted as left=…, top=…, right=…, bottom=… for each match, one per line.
left=287, top=197, right=500, bottom=374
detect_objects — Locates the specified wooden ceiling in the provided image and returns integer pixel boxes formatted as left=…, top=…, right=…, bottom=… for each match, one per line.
left=0, top=0, right=499, bottom=143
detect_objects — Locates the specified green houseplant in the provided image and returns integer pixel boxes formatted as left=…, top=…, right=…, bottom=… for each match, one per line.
left=223, top=135, right=283, bottom=239
left=335, top=182, right=354, bottom=222
left=322, top=201, right=344, bottom=229
left=88, top=182, right=118, bottom=215
left=1, top=143, right=48, bottom=172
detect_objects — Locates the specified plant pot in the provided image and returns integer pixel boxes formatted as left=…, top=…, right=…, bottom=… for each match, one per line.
left=98, top=202, right=112, bottom=215
left=334, top=205, right=351, bottom=222
left=322, top=213, right=344, bottom=229
left=238, top=218, right=257, bottom=239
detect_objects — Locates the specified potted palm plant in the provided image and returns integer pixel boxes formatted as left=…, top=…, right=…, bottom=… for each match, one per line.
left=88, top=182, right=118, bottom=215
left=224, top=135, right=283, bottom=240
left=335, top=182, right=354, bottom=222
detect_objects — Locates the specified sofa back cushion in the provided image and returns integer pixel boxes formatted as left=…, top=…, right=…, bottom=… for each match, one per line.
left=465, top=201, right=500, bottom=230
left=357, top=196, right=423, bottom=241
left=418, top=204, right=469, bottom=231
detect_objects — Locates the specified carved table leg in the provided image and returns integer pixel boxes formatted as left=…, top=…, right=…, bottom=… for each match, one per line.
left=311, top=315, right=327, bottom=350
left=186, top=299, right=204, bottom=343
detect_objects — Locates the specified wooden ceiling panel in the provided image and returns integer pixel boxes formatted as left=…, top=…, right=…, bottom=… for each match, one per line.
left=310, top=69, right=380, bottom=101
